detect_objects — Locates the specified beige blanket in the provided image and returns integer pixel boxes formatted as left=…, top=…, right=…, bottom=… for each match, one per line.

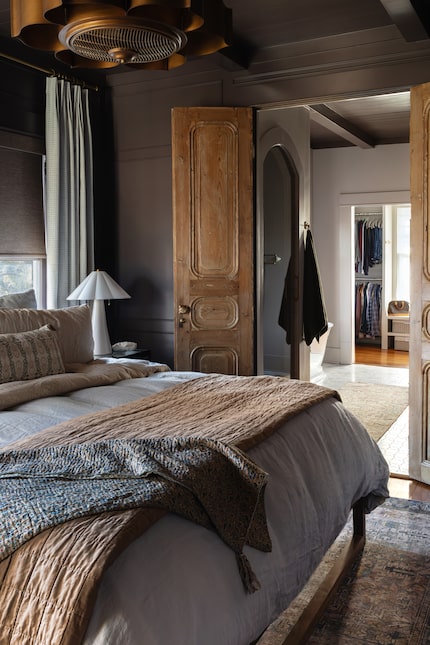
left=0, top=375, right=339, bottom=645
left=0, top=360, right=170, bottom=410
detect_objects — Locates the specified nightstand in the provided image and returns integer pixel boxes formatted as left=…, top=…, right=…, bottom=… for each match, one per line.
left=111, top=349, right=151, bottom=360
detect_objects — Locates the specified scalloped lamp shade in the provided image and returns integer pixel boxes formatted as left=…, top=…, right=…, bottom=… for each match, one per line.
left=67, top=270, right=130, bottom=357
left=10, top=0, right=232, bottom=70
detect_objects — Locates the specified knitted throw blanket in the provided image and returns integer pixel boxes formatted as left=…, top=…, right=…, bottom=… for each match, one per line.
left=0, top=437, right=271, bottom=593
left=8, top=375, right=340, bottom=453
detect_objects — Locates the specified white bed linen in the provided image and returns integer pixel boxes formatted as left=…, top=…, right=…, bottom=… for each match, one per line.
left=0, top=367, right=389, bottom=645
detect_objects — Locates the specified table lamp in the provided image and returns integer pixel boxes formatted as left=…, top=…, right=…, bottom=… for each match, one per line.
left=67, top=270, right=130, bottom=357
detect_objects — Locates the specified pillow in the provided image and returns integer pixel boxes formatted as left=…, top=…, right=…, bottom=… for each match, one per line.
left=0, top=305, right=94, bottom=365
left=0, top=325, right=65, bottom=384
left=0, top=289, right=37, bottom=309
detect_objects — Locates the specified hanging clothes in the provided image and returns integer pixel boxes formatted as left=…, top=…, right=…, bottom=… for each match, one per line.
left=302, top=229, right=328, bottom=345
left=355, top=218, right=382, bottom=275
left=278, top=227, right=328, bottom=346
left=355, top=281, right=382, bottom=338
left=278, top=256, right=294, bottom=345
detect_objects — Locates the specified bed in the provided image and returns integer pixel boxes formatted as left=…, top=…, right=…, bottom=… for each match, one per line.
left=0, top=304, right=390, bottom=645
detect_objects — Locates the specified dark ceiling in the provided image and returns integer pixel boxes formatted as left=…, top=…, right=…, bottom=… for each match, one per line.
left=0, top=0, right=428, bottom=148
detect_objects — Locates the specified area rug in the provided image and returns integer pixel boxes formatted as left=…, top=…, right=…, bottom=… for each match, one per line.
left=337, top=382, right=409, bottom=441
left=258, top=497, right=430, bottom=644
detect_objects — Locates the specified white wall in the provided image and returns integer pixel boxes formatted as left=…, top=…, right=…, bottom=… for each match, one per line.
left=311, top=143, right=410, bottom=364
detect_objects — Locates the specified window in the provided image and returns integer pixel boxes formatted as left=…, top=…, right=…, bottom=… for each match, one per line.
left=393, top=205, right=411, bottom=302
left=0, top=132, right=46, bottom=307
left=0, top=258, right=46, bottom=307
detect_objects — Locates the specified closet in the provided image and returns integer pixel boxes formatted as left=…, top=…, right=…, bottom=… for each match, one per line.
left=355, top=207, right=383, bottom=347
left=354, top=204, right=410, bottom=352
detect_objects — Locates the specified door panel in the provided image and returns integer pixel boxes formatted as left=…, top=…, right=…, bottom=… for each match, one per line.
left=172, top=107, right=255, bottom=375
left=410, top=81, right=430, bottom=483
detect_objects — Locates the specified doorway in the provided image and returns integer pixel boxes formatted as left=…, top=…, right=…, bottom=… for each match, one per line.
left=353, top=202, right=411, bottom=368
left=353, top=202, right=410, bottom=476
left=350, top=196, right=411, bottom=476
left=262, top=145, right=300, bottom=378
left=310, top=191, right=411, bottom=476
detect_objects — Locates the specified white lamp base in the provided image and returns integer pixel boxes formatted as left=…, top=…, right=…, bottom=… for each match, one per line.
left=92, top=299, right=112, bottom=357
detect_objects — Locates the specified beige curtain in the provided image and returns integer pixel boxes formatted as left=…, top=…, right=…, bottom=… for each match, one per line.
left=45, top=77, right=94, bottom=308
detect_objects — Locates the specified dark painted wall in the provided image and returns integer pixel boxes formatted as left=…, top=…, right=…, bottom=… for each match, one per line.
left=106, top=41, right=429, bottom=368
left=2, top=28, right=428, bottom=368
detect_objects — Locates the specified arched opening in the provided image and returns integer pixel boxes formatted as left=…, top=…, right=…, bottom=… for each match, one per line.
left=262, top=144, right=300, bottom=377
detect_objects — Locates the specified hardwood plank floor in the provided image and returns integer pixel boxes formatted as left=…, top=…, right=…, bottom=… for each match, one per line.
left=388, top=476, right=430, bottom=502
left=355, top=344, right=409, bottom=368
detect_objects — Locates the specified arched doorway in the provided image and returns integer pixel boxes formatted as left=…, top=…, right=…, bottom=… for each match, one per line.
left=262, top=145, right=300, bottom=377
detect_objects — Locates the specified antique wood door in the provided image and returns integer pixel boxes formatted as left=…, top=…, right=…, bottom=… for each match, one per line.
left=172, top=107, right=255, bottom=374
left=410, top=81, right=430, bottom=484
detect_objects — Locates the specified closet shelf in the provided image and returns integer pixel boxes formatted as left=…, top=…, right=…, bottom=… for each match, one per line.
left=355, top=276, right=382, bottom=281
left=386, top=314, right=410, bottom=349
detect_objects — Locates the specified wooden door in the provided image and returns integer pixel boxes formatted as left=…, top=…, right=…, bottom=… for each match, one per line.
left=410, top=82, right=430, bottom=484
left=172, top=107, right=255, bottom=375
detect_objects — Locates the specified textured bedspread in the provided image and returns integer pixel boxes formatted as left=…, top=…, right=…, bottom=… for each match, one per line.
left=0, top=375, right=341, bottom=645
left=7, top=374, right=340, bottom=451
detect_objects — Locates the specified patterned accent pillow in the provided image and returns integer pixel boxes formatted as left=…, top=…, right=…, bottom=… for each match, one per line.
left=0, top=325, right=65, bottom=384
left=0, top=289, right=37, bottom=309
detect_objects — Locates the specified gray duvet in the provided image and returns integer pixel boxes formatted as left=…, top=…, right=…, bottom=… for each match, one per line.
left=0, top=363, right=389, bottom=645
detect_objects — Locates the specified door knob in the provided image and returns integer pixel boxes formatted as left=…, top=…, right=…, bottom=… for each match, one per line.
left=178, top=304, right=190, bottom=314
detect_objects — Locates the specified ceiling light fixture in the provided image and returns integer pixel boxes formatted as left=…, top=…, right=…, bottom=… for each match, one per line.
left=10, top=1, right=232, bottom=70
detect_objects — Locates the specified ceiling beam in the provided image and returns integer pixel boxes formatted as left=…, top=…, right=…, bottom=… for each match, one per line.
left=379, top=0, right=429, bottom=41
left=308, top=104, right=376, bottom=149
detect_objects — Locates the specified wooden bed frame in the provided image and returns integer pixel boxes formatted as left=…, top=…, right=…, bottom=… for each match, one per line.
left=259, top=498, right=366, bottom=644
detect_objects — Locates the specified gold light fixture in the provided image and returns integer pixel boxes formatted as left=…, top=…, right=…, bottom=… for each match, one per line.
left=10, top=1, right=233, bottom=70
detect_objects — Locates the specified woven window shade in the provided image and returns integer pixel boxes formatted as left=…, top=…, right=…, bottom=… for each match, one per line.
left=0, top=146, right=45, bottom=257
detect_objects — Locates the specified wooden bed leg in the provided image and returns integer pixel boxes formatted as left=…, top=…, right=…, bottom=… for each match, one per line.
left=352, top=497, right=366, bottom=539
left=279, top=499, right=366, bottom=645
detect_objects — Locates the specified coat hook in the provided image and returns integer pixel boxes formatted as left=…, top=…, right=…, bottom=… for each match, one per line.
left=264, top=254, right=282, bottom=265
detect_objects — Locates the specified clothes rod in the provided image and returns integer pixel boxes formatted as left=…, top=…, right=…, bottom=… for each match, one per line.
left=355, top=211, right=383, bottom=216
left=0, top=51, right=99, bottom=91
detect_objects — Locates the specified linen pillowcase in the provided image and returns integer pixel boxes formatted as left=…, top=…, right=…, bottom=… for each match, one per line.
left=0, top=305, right=94, bottom=365
left=0, top=325, right=65, bottom=384
left=0, top=289, right=37, bottom=309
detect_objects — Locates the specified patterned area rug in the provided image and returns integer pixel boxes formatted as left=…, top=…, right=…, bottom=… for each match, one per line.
left=258, top=497, right=430, bottom=644
left=337, top=382, right=409, bottom=441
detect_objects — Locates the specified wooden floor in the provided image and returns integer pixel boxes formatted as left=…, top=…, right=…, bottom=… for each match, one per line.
left=389, top=476, right=430, bottom=502
left=355, top=344, right=409, bottom=368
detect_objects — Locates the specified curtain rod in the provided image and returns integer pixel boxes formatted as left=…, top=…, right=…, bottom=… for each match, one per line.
left=0, top=51, right=99, bottom=91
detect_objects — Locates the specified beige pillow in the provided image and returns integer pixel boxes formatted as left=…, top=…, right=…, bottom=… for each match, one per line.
left=0, top=325, right=65, bottom=384
left=0, top=305, right=94, bottom=365
left=0, top=289, right=37, bottom=309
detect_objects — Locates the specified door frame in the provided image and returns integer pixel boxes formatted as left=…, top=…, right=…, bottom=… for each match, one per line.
left=338, top=190, right=410, bottom=365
